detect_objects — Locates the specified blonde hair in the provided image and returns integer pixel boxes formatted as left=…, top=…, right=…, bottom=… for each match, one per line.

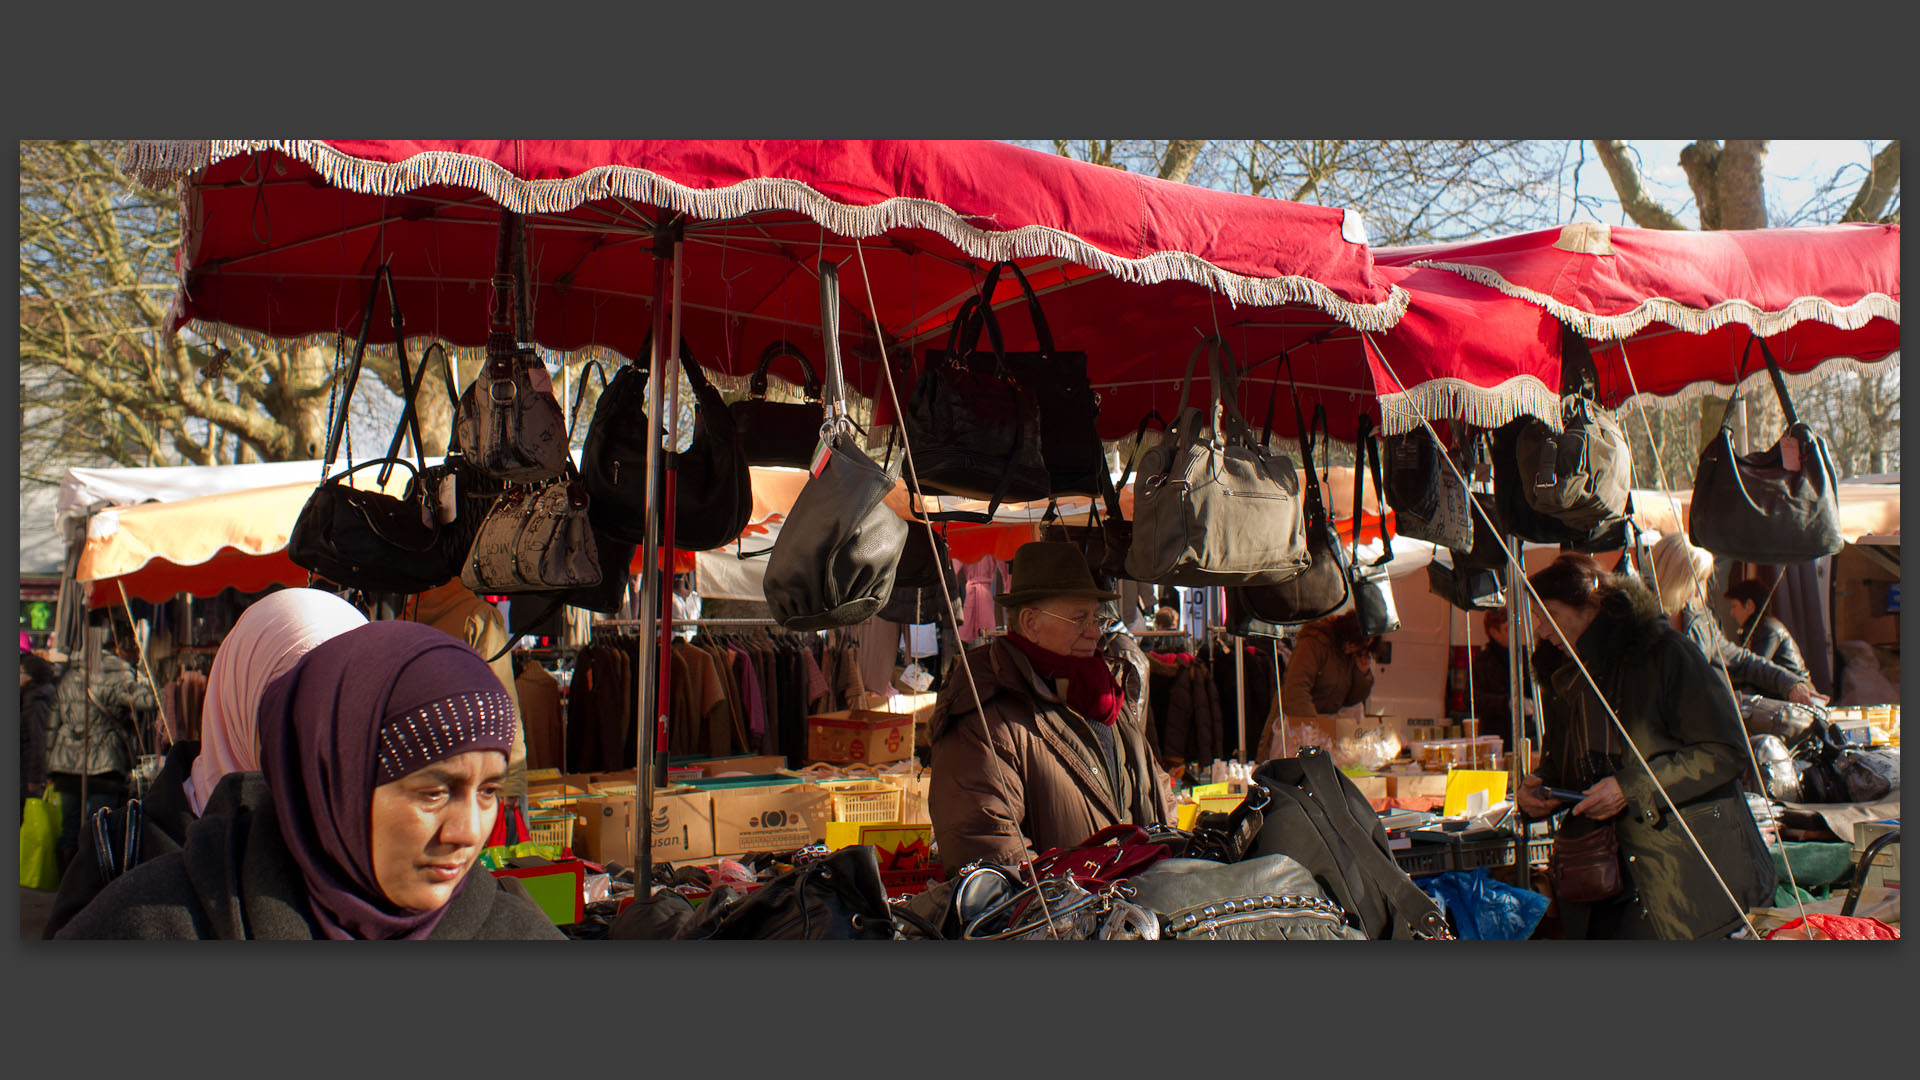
left=1651, top=533, right=1715, bottom=616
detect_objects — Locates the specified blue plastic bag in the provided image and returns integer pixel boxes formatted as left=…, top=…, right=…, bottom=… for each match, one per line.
left=1419, top=868, right=1550, bottom=941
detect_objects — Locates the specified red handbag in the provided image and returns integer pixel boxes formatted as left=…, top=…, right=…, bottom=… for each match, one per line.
left=1031, top=824, right=1171, bottom=889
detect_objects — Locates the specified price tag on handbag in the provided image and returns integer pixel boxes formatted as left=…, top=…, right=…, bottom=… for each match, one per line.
left=1780, top=434, right=1802, bottom=472
left=810, top=436, right=833, bottom=478
left=901, top=661, right=933, bottom=693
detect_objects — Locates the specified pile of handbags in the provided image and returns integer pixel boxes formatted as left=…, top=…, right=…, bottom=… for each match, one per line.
left=889, top=747, right=1451, bottom=941
left=1747, top=701, right=1900, bottom=805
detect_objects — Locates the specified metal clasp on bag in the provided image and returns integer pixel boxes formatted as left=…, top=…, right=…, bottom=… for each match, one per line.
left=490, top=378, right=517, bottom=405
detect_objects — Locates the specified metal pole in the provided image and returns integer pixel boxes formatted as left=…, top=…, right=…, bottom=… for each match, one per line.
left=656, top=237, right=685, bottom=786
left=1234, top=632, right=1248, bottom=761
left=1507, top=534, right=1529, bottom=879
left=633, top=244, right=673, bottom=894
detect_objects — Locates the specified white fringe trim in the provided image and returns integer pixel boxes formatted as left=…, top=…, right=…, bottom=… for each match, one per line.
left=1413, top=259, right=1901, bottom=339
left=122, top=140, right=1412, bottom=334
left=1375, top=375, right=1563, bottom=435
left=1611, top=351, right=1901, bottom=414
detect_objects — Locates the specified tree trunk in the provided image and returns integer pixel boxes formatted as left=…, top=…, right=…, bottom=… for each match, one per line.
left=1158, top=140, right=1206, bottom=184
left=1844, top=140, right=1901, bottom=222
left=1592, top=140, right=1690, bottom=230
left=1717, top=140, right=1770, bottom=230
left=1680, top=140, right=1724, bottom=230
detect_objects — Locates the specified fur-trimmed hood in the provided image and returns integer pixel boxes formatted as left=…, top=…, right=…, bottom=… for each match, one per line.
left=1580, top=572, right=1669, bottom=666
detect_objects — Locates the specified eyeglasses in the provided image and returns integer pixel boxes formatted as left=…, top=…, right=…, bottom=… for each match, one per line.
left=1032, top=608, right=1120, bottom=635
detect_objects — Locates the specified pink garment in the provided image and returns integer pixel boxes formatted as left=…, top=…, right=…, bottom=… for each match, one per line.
left=802, top=646, right=829, bottom=708
left=956, top=556, right=1001, bottom=643
left=184, top=588, right=368, bottom=816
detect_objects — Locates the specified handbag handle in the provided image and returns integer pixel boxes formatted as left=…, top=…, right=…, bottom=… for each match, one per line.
left=750, top=342, right=822, bottom=403
left=1718, top=335, right=1802, bottom=431
left=818, top=261, right=854, bottom=435
left=569, top=358, right=610, bottom=439
left=955, top=260, right=1059, bottom=365
left=375, top=331, right=433, bottom=490
left=321, top=264, right=407, bottom=475
left=1113, top=410, right=1167, bottom=507
left=1351, top=413, right=1395, bottom=569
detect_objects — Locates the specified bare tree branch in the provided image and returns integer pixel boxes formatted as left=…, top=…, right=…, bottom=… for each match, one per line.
left=1843, top=140, right=1901, bottom=222
left=1158, top=140, right=1206, bottom=184
left=1592, top=140, right=1691, bottom=230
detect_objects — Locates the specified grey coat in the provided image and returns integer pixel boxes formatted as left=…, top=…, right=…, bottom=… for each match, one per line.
left=45, top=654, right=155, bottom=778
left=54, top=773, right=564, bottom=941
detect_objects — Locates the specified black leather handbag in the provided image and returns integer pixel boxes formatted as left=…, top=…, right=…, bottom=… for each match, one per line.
left=288, top=267, right=456, bottom=595
left=729, top=342, right=824, bottom=469
left=1043, top=410, right=1160, bottom=590
left=1232, top=363, right=1350, bottom=625
left=1451, top=432, right=1514, bottom=571
left=1349, top=414, right=1401, bottom=637
left=1426, top=552, right=1506, bottom=612
left=905, top=279, right=1052, bottom=519
left=1386, top=424, right=1475, bottom=551
left=580, top=334, right=753, bottom=552
left=685, top=845, right=900, bottom=940
left=1689, top=337, right=1845, bottom=564
left=935, top=261, right=1105, bottom=497
left=1491, top=404, right=1632, bottom=549
left=876, top=516, right=961, bottom=626
left=1249, top=748, right=1451, bottom=939
left=765, top=263, right=910, bottom=631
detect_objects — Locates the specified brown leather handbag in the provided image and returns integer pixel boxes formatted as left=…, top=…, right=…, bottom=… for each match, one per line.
left=1550, top=823, right=1625, bottom=904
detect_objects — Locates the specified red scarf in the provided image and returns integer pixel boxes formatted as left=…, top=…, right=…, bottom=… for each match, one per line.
left=1006, top=633, right=1123, bottom=727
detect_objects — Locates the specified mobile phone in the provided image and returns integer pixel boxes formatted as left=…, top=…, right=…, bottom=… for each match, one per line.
left=1544, top=787, right=1590, bottom=805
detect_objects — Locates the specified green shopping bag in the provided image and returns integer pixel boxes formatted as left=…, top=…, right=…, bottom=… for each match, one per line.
left=20, top=789, right=62, bottom=891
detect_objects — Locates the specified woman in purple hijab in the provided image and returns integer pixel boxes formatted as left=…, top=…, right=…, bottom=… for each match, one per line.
left=55, top=622, right=563, bottom=940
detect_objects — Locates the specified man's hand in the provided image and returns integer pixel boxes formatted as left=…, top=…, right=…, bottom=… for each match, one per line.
left=1572, top=776, right=1627, bottom=820
left=1788, top=683, right=1828, bottom=708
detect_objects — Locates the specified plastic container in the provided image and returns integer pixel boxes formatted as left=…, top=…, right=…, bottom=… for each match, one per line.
left=819, top=779, right=905, bottom=823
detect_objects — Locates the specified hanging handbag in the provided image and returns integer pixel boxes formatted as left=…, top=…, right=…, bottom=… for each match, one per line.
left=1125, top=337, right=1310, bottom=586
left=1689, top=337, right=1845, bottom=564
left=1549, top=822, right=1625, bottom=904
left=1122, top=854, right=1369, bottom=941
left=288, top=266, right=458, bottom=595
left=729, top=342, right=826, bottom=469
left=580, top=333, right=754, bottom=552
left=452, top=250, right=571, bottom=481
left=460, top=471, right=602, bottom=593
left=1425, top=551, right=1507, bottom=612
left=1043, top=410, right=1159, bottom=587
left=1349, top=414, right=1401, bottom=637
left=1451, top=432, right=1514, bottom=571
left=904, top=282, right=1052, bottom=518
left=1386, top=424, right=1475, bottom=551
left=1231, top=360, right=1351, bottom=623
left=765, top=263, right=910, bottom=631
left=937, top=261, right=1105, bottom=496
left=876, top=516, right=961, bottom=626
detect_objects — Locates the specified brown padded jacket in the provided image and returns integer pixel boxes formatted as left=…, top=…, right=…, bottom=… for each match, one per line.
left=927, top=635, right=1173, bottom=876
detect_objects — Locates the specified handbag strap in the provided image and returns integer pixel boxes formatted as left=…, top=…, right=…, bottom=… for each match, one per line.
left=1276, top=353, right=1334, bottom=523
left=1351, top=413, right=1395, bottom=568
left=569, top=358, right=610, bottom=439
left=1718, top=336, right=1802, bottom=431
left=374, top=329, right=430, bottom=489
left=750, top=342, right=821, bottom=403
left=321, top=264, right=405, bottom=474
left=818, top=261, right=853, bottom=435
left=956, top=260, right=1059, bottom=363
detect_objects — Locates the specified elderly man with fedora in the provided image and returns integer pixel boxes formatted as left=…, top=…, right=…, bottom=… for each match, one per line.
left=927, top=542, right=1172, bottom=876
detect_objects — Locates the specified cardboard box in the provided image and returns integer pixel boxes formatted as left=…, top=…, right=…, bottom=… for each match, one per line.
left=807, top=710, right=915, bottom=765
left=707, top=780, right=832, bottom=855
left=1347, top=774, right=1389, bottom=802
left=1381, top=771, right=1450, bottom=800
left=569, top=790, right=716, bottom=866
left=682, top=755, right=791, bottom=778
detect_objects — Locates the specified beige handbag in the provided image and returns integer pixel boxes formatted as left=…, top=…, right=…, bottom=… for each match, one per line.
left=461, top=476, right=603, bottom=593
left=1124, top=337, right=1310, bottom=587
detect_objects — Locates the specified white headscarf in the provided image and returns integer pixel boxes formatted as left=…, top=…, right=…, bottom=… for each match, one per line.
left=183, top=588, right=368, bottom=816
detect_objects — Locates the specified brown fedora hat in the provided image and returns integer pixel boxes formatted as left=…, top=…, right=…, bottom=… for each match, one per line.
left=993, top=542, right=1119, bottom=608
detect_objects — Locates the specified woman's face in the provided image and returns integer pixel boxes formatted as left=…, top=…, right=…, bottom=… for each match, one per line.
left=1535, top=600, right=1597, bottom=653
left=369, top=750, right=507, bottom=912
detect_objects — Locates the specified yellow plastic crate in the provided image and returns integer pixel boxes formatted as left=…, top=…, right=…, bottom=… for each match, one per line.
left=819, top=780, right=905, bottom=824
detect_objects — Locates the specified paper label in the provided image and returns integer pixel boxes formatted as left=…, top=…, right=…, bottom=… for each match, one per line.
left=810, top=436, right=832, bottom=478
left=1779, top=434, right=1802, bottom=472
left=527, top=365, right=553, bottom=397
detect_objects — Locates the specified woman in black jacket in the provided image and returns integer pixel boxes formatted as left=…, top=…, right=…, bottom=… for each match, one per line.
left=57, top=621, right=562, bottom=940
left=43, top=587, right=368, bottom=938
left=1516, top=553, right=1775, bottom=940
left=1650, top=534, right=1820, bottom=707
